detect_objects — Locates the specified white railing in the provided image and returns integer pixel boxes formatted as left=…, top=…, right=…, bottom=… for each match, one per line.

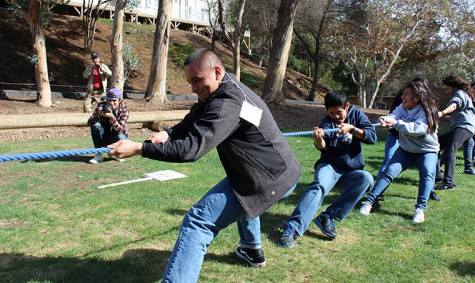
left=69, top=0, right=209, bottom=24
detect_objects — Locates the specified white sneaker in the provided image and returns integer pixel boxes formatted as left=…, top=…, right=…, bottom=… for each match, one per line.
left=89, top=153, right=104, bottom=164
left=359, top=201, right=373, bottom=215
left=113, top=156, right=125, bottom=162
left=412, top=208, right=425, bottom=224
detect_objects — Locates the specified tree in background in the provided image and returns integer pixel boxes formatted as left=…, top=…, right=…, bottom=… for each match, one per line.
left=293, top=0, right=335, bottom=101
left=8, top=0, right=67, bottom=107
left=436, top=0, right=475, bottom=80
left=217, top=0, right=246, bottom=81
left=261, top=0, right=302, bottom=104
left=82, top=0, right=110, bottom=52
left=110, top=0, right=138, bottom=90
left=204, top=0, right=220, bottom=51
left=243, top=0, right=279, bottom=67
left=122, top=42, right=139, bottom=84
left=331, top=0, right=439, bottom=108
left=144, top=0, right=172, bottom=104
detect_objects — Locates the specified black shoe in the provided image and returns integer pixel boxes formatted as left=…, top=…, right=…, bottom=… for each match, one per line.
left=435, top=176, right=443, bottom=183
left=463, top=168, right=475, bottom=175
left=278, top=224, right=297, bottom=248
left=436, top=182, right=456, bottom=190
left=429, top=190, right=441, bottom=202
left=235, top=246, right=266, bottom=267
left=313, top=214, right=337, bottom=239
left=376, top=194, right=385, bottom=202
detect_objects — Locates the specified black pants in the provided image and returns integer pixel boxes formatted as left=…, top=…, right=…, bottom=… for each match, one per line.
left=437, top=127, right=474, bottom=185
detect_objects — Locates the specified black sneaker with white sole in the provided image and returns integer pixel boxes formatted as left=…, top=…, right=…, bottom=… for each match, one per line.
left=235, top=245, right=266, bottom=267
left=313, top=213, right=337, bottom=239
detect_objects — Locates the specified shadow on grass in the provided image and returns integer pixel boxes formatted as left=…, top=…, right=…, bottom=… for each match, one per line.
left=164, top=208, right=189, bottom=216
left=205, top=251, right=255, bottom=267
left=449, top=260, right=475, bottom=277
left=32, top=156, right=128, bottom=164
left=366, top=206, right=413, bottom=221
left=0, top=248, right=170, bottom=282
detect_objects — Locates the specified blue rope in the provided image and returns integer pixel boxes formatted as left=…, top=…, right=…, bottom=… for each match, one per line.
left=0, top=123, right=381, bottom=162
left=282, top=123, right=381, bottom=137
left=0, top=147, right=110, bottom=163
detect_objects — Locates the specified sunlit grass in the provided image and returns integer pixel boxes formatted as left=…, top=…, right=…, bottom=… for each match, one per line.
left=0, top=130, right=473, bottom=282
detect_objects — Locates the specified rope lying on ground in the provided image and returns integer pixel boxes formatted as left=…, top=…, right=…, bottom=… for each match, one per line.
left=0, top=123, right=381, bottom=162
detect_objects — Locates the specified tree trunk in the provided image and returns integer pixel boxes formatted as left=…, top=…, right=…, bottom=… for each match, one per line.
left=27, top=0, right=52, bottom=107
left=144, top=0, right=172, bottom=104
left=232, top=0, right=246, bottom=81
left=261, top=0, right=301, bottom=104
left=307, top=60, right=320, bottom=101
left=110, top=0, right=125, bottom=90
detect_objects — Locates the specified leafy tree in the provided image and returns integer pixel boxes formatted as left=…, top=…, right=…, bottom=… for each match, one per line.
left=82, top=0, right=110, bottom=52
left=436, top=0, right=475, bottom=79
left=8, top=0, right=67, bottom=107
left=331, top=0, right=440, bottom=108
left=243, top=0, right=279, bottom=67
left=293, top=0, right=336, bottom=101
left=204, top=0, right=221, bottom=51
left=217, top=0, right=246, bottom=81
left=122, top=42, right=139, bottom=84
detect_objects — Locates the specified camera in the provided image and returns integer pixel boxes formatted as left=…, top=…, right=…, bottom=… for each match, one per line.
left=99, top=97, right=112, bottom=115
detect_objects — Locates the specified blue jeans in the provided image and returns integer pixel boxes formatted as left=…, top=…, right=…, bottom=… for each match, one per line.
left=377, top=132, right=399, bottom=181
left=463, top=135, right=475, bottom=168
left=162, top=178, right=296, bottom=283
left=366, top=148, right=437, bottom=210
left=90, top=122, right=126, bottom=148
left=286, top=163, right=373, bottom=237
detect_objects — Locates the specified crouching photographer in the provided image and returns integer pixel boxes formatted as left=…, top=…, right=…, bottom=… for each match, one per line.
left=87, top=88, right=129, bottom=164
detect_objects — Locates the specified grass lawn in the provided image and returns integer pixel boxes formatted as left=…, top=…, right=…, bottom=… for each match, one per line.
left=0, top=129, right=474, bottom=282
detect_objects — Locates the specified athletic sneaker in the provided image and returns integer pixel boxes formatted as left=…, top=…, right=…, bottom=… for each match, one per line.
left=412, top=208, right=425, bottom=224
left=278, top=224, right=297, bottom=248
left=429, top=190, right=441, bottom=202
left=89, top=153, right=104, bottom=164
left=313, top=214, right=337, bottom=239
left=235, top=246, right=266, bottom=267
left=359, top=201, right=373, bottom=215
left=113, top=156, right=125, bottom=162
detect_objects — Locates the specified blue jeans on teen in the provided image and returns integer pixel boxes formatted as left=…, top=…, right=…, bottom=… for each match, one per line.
left=366, top=148, right=437, bottom=210
left=285, top=163, right=372, bottom=237
left=162, top=178, right=296, bottom=283
left=90, top=122, right=126, bottom=148
left=377, top=132, right=399, bottom=180
left=463, top=135, right=475, bottom=168
left=436, top=127, right=474, bottom=185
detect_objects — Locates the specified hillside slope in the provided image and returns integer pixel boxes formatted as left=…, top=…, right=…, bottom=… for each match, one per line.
left=0, top=8, right=324, bottom=101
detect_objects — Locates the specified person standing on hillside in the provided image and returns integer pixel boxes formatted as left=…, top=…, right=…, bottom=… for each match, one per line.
left=278, top=90, right=376, bottom=247
left=83, top=52, right=112, bottom=113
left=107, top=48, right=301, bottom=282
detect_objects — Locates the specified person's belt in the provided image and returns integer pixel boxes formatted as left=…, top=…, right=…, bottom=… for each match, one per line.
left=93, top=88, right=102, bottom=91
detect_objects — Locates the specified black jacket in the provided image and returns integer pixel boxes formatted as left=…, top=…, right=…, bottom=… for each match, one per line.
left=142, top=73, right=301, bottom=218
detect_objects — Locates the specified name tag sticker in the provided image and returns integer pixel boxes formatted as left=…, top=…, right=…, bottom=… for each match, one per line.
left=239, top=100, right=263, bottom=127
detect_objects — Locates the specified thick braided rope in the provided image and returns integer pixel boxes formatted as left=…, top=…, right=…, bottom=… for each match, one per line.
left=282, top=123, right=381, bottom=137
left=0, top=147, right=111, bottom=162
left=0, top=123, right=381, bottom=162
